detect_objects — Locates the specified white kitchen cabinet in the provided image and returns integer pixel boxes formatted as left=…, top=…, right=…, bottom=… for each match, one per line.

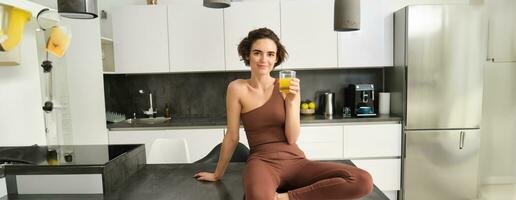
left=224, top=0, right=281, bottom=71
left=343, top=123, right=402, bottom=199
left=338, top=0, right=393, bottom=68
left=222, top=128, right=250, bottom=148
left=112, top=5, right=169, bottom=73
left=0, top=178, right=6, bottom=198
left=108, top=128, right=224, bottom=163
left=487, top=0, right=516, bottom=62
left=280, top=0, right=338, bottom=69
left=237, top=126, right=344, bottom=160
left=168, top=1, right=225, bottom=72
left=352, top=159, right=401, bottom=200
left=297, top=126, right=343, bottom=160
left=343, top=123, right=402, bottom=159
left=237, top=128, right=250, bottom=148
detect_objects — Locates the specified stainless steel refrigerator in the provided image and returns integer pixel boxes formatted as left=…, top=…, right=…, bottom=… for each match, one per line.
left=387, top=5, right=486, bottom=200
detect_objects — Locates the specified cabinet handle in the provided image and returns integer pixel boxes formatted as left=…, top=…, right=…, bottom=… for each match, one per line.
left=459, top=131, right=465, bottom=149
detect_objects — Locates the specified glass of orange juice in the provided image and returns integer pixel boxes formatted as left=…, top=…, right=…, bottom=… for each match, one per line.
left=279, top=70, right=296, bottom=94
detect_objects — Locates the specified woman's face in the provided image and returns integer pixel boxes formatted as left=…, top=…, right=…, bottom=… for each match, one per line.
left=249, top=38, right=277, bottom=75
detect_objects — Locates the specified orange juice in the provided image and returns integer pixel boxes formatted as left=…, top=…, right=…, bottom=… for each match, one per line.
left=279, top=78, right=292, bottom=93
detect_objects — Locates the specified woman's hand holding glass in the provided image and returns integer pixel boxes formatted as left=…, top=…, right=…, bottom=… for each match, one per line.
left=279, top=70, right=300, bottom=103
left=283, top=78, right=300, bottom=102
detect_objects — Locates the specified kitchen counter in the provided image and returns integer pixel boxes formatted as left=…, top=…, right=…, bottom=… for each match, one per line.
left=108, top=114, right=401, bottom=131
left=1, top=160, right=388, bottom=200
left=1, top=144, right=146, bottom=195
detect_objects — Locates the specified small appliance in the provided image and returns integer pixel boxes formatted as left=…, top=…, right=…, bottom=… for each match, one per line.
left=344, top=84, right=376, bottom=117
left=317, top=92, right=336, bottom=116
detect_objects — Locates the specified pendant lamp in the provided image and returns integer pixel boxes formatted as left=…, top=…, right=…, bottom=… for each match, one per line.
left=57, top=0, right=98, bottom=19
left=334, top=0, right=360, bottom=31
left=203, top=0, right=231, bottom=9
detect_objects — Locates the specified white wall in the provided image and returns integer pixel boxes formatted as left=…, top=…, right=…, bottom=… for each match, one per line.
left=28, top=0, right=109, bottom=145
left=480, top=62, right=516, bottom=184
left=479, top=0, right=516, bottom=185
left=0, top=21, right=46, bottom=146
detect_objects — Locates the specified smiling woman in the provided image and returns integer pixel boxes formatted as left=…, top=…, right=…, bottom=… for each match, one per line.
left=194, top=27, right=373, bottom=200
left=237, top=27, right=287, bottom=68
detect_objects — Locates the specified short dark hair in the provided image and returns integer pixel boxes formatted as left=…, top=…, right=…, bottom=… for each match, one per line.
left=237, top=28, right=288, bottom=68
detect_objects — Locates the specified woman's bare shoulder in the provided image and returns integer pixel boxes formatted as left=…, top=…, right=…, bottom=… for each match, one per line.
left=227, top=79, right=249, bottom=94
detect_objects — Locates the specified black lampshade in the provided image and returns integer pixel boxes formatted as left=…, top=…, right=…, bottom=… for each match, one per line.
left=57, top=0, right=98, bottom=19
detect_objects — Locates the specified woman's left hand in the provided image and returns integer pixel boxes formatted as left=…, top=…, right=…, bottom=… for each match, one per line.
left=285, top=78, right=300, bottom=103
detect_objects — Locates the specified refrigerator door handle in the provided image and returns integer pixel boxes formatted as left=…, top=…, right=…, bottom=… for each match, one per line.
left=459, top=131, right=465, bottom=149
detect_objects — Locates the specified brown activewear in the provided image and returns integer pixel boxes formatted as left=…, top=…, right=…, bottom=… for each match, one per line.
left=240, top=79, right=373, bottom=200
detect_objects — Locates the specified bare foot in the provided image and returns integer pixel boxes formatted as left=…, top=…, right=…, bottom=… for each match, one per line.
left=276, top=192, right=289, bottom=200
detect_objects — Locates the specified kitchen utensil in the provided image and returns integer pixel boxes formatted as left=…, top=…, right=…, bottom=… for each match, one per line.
left=317, top=92, right=335, bottom=116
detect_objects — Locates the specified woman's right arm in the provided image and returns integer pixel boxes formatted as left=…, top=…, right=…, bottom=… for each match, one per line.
left=194, top=81, right=241, bottom=181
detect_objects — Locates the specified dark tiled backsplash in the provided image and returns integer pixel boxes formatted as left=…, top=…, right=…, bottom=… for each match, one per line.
left=104, top=68, right=384, bottom=118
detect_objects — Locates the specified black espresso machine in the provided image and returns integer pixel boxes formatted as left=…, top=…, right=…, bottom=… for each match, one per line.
left=344, top=84, right=377, bottom=117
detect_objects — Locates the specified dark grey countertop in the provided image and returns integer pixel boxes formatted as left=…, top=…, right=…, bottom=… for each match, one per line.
left=108, top=114, right=401, bottom=131
left=1, top=160, right=389, bottom=200
left=1, top=145, right=143, bottom=176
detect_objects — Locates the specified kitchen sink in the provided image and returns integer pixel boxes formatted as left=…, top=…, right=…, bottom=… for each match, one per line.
left=123, top=117, right=171, bottom=125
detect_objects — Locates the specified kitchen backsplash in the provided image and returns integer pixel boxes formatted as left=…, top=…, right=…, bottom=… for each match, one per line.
left=104, top=68, right=384, bottom=118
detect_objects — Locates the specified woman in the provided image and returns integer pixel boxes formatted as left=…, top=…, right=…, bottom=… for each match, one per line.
left=194, top=28, right=373, bottom=200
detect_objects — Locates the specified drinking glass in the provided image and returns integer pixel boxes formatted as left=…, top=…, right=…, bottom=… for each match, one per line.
left=279, top=70, right=296, bottom=94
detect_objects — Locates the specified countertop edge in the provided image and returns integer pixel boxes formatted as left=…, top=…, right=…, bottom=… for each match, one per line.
left=108, top=115, right=402, bottom=131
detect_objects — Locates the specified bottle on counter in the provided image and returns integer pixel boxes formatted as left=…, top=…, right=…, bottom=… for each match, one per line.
left=164, top=104, right=171, bottom=118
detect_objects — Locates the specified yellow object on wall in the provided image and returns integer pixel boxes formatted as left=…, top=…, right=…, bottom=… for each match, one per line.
left=46, top=26, right=70, bottom=57
left=0, top=5, right=31, bottom=51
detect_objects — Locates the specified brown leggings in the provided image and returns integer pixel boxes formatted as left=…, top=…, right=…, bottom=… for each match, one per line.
left=243, top=152, right=373, bottom=200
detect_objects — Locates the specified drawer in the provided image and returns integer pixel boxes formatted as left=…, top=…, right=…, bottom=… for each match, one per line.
left=352, top=158, right=401, bottom=191
left=298, top=126, right=343, bottom=142
left=343, top=124, right=401, bottom=158
left=298, top=142, right=343, bottom=160
left=298, top=126, right=343, bottom=160
left=237, top=126, right=344, bottom=160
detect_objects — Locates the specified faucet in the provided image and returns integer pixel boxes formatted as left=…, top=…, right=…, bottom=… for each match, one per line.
left=139, top=90, right=157, bottom=117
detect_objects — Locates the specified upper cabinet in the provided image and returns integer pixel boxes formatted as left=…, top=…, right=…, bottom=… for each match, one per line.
left=168, top=1, right=225, bottom=72
left=112, top=5, right=170, bottom=73
left=224, top=0, right=281, bottom=71
left=487, top=0, right=516, bottom=62
left=110, top=0, right=393, bottom=73
left=338, top=0, right=393, bottom=68
left=280, top=0, right=338, bottom=69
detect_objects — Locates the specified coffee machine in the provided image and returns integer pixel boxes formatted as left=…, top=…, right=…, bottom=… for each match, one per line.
left=344, top=84, right=377, bottom=117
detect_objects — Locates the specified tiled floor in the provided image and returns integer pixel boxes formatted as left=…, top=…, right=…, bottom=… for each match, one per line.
left=477, top=184, right=516, bottom=200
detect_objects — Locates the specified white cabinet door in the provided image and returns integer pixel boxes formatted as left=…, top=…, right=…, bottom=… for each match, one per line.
left=222, top=128, right=249, bottom=148
left=343, top=123, right=401, bottom=159
left=238, top=128, right=250, bottom=148
left=108, top=128, right=224, bottom=163
left=0, top=177, right=6, bottom=198
left=112, top=5, right=169, bottom=73
left=280, top=0, right=338, bottom=69
left=487, top=0, right=516, bottom=62
left=338, top=0, right=393, bottom=68
left=224, top=0, right=281, bottom=71
left=352, top=159, right=401, bottom=192
left=297, top=126, right=343, bottom=160
left=168, top=1, right=225, bottom=72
